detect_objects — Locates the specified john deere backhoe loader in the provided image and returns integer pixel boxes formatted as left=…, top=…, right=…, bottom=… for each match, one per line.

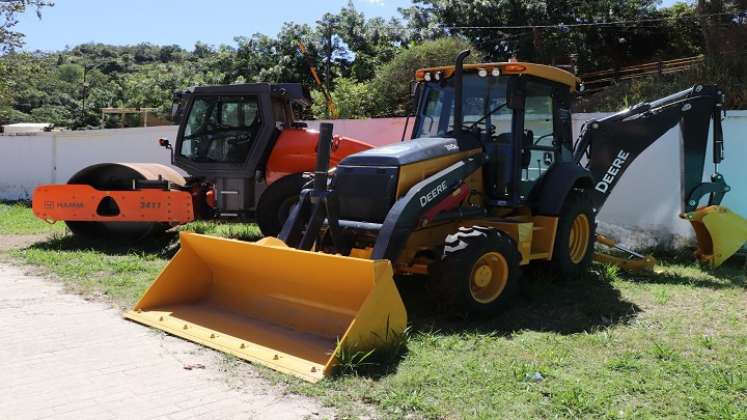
left=125, top=51, right=746, bottom=382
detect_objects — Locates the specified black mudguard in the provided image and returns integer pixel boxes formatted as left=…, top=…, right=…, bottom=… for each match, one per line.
left=529, top=162, right=594, bottom=215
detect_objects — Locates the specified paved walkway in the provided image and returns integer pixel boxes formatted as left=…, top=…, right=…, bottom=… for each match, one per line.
left=0, top=263, right=332, bottom=420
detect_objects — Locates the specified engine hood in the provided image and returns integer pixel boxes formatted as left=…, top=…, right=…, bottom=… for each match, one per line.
left=339, top=137, right=481, bottom=167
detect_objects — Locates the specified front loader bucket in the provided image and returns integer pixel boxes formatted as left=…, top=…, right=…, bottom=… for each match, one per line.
left=124, top=232, right=407, bottom=382
left=681, top=206, right=747, bottom=268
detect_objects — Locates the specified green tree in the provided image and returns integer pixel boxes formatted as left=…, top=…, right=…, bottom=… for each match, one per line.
left=335, top=2, right=407, bottom=81
left=368, top=37, right=478, bottom=117
left=399, top=0, right=703, bottom=72
left=57, top=63, right=84, bottom=83
left=310, top=77, right=371, bottom=119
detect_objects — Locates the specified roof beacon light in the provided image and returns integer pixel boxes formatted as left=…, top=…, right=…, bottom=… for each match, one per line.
left=504, top=64, right=527, bottom=73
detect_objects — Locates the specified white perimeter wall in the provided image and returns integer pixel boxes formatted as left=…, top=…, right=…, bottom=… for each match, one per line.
left=1, top=113, right=745, bottom=243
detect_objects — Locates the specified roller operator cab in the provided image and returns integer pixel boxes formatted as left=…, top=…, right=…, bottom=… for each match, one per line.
left=32, top=83, right=372, bottom=239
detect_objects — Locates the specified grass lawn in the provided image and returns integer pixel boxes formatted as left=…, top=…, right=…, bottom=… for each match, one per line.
left=0, top=202, right=66, bottom=235
left=3, top=203, right=745, bottom=419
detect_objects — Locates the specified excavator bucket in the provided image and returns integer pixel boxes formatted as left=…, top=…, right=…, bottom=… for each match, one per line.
left=124, top=232, right=407, bottom=382
left=681, top=206, right=747, bottom=268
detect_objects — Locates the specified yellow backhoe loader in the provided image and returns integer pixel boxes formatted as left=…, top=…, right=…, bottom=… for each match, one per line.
left=125, top=51, right=746, bottom=382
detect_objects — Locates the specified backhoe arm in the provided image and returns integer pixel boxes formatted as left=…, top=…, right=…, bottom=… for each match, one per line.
left=574, top=85, right=727, bottom=213
left=574, top=85, right=745, bottom=268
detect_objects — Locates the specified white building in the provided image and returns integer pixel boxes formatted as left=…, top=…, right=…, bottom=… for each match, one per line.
left=1, top=123, right=53, bottom=135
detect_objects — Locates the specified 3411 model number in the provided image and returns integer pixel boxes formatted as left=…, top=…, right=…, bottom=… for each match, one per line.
left=140, top=201, right=161, bottom=209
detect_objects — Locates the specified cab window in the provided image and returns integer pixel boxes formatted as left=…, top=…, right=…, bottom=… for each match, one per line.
left=521, top=81, right=555, bottom=185
left=180, top=96, right=261, bottom=163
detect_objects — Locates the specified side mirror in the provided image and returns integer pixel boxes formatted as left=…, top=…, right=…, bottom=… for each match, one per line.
left=158, top=138, right=172, bottom=150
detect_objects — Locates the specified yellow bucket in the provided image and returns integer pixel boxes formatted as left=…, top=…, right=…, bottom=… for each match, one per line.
left=682, top=205, right=747, bottom=268
left=124, top=232, right=407, bottom=382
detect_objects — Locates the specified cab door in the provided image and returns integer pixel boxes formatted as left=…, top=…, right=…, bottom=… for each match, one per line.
left=173, top=84, right=275, bottom=217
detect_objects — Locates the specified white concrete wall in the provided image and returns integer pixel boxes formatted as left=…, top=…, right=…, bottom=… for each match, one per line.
left=0, top=119, right=406, bottom=202
left=0, top=135, right=55, bottom=200
left=2, top=114, right=745, bottom=243
left=53, top=126, right=180, bottom=184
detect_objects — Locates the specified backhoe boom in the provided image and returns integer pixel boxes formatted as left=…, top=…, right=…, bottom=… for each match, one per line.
left=574, top=85, right=727, bottom=213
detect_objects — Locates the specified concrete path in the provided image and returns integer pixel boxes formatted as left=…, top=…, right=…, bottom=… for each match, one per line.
left=0, top=263, right=333, bottom=420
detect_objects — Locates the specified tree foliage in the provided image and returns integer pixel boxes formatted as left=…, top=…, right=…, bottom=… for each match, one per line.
left=401, top=0, right=708, bottom=72
left=0, top=0, right=745, bottom=128
left=311, top=77, right=372, bottom=119
left=369, top=37, right=478, bottom=117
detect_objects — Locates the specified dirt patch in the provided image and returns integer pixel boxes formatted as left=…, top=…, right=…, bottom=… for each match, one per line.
left=0, top=234, right=50, bottom=253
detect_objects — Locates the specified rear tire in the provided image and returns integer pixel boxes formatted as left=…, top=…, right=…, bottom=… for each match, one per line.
left=256, top=174, right=305, bottom=237
left=550, top=189, right=596, bottom=280
left=434, top=226, right=521, bottom=316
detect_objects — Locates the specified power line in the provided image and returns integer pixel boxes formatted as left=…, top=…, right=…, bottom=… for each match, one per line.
left=422, top=10, right=746, bottom=31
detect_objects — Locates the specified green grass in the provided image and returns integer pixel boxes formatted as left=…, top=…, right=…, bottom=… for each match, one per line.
left=178, top=220, right=262, bottom=242
left=0, top=202, right=66, bottom=235
left=5, top=210, right=260, bottom=306
left=13, top=232, right=169, bottom=304
left=2, top=204, right=745, bottom=418
left=279, top=263, right=746, bottom=419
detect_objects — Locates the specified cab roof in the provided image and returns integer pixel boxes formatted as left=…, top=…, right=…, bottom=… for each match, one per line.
left=415, top=62, right=579, bottom=92
left=184, top=83, right=311, bottom=106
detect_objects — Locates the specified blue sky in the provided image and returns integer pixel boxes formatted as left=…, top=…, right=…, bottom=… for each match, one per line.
left=16, top=0, right=412, bottom=52
left=16, top=0, right=683, bottom=52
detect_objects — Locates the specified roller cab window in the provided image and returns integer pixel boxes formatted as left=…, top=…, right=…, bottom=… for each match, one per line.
left=179, top=96, right=261, bottom=163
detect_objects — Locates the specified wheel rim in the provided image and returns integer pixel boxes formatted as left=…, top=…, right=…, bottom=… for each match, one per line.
left=469, top=252, right=509, bottom=304
left=568, top=213, right=590, bottom=264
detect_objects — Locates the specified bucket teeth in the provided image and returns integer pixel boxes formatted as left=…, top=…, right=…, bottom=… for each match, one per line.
left=124, top=232, right=407, bottom=382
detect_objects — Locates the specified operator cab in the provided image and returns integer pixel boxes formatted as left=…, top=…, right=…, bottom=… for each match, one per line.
left=168, top=83, right=310, bottom=218
left=335, top=59, right=579, bottom=221
left=172, top=83, right=310, bottom=172
left=411, top=61, right=579, bottom=205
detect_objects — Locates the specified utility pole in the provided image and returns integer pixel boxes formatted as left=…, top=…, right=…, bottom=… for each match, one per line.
left=81, top=64, right=88, bottom=124
left=324, top=24, right=332, bottom=118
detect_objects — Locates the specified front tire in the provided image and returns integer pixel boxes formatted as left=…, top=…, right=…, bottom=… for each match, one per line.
left=434, top=226, right=521, bottom=316
left=550, top=189, right=596, bottom=280
left=256, top=174, right=305, bottom=237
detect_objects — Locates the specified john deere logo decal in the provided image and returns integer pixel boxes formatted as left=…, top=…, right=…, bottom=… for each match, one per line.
left=420, top=180, right=448, bottom=207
